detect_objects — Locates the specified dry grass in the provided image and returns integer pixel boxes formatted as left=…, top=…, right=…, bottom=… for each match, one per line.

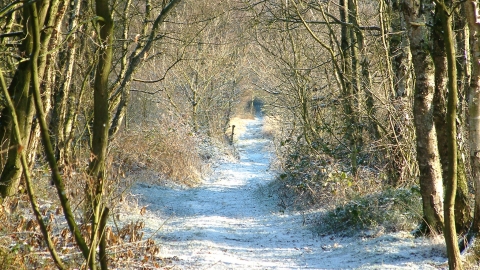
left=463, top=238, right=480, bottom=269
left=112, top=116, right=203, bottom=186
left=0, top=167, right=176, bottom=269
left=227, top=110, right=274, bottom=141
left=0, top=198, right=173, bottom=269
left=0, top=118, right=201, bottom=269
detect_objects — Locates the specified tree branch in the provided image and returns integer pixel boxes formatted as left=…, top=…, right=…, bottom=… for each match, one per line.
left=132, top=57, right=182, bottom=83
left=29, top=0, right=91, bottom=262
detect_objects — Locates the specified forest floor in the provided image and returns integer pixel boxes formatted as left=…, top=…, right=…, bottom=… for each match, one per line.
left=119, top=117, right=449, bottom=269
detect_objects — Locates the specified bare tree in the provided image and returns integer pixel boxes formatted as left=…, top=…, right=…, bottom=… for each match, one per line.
left=465, top=0, right=480, bottom=250
left=402, top=0, right=445, bottom=235
left=436, top=0, right=463, bottom=267
left=0, top=0, right=66, bottom=197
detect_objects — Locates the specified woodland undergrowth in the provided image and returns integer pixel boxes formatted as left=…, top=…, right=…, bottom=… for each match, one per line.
left=0, top=115, right=219, bottom=269
left=265, top=116, right=423, bottom=236
left=0, top=166, right=175, bottom=269
left=112, top=115, right=204, bottom=187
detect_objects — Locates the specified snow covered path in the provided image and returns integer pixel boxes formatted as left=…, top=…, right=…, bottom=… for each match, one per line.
left=124, top=117, right=447, bottom=269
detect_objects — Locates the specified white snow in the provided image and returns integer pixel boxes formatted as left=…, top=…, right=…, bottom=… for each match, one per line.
left=119, top=117, right=449, bottom=269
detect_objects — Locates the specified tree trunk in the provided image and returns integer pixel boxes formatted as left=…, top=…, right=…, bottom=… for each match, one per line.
left=87, top=0, right=115, bottom=268
left=432, top=6, right=448, bottom=180
left=466, top=0, right=480, bottom=240
left=431, top=3, right=470, bottom=235
left=453, top=5, right=471, bottom=236
left=340, top=0, right=359, bottom=175
left=51, top=0, right=81, bottom=167
left=0, top=5, right=35, bottom=198
left=0, top=0, right=63, bottom=197
left=348, top=0, right=365, bottom=157
left=403, top=0, right=444, bottom=235
left=90, top=0, right=114, bottom=181
left=385, top=0, right=413, bottom=185
left=438, top=2, right=463, bottom=268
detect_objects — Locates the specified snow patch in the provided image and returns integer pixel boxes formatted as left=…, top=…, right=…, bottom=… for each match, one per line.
left=120, top=117, right=448, bottom=269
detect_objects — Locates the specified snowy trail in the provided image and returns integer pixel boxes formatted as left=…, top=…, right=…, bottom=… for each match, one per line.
left=123, top=117, right=447, bottom=269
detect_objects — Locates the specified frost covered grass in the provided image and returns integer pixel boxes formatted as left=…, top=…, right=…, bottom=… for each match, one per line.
left=465, top=246, right=480, bottom=269
left=264, top=112, right=427, bottom=238
left=0, top=188, right=171, bottom=269
left=318, top=187, right=423, bottom=235
left=261, top=115, right=277, bottom=138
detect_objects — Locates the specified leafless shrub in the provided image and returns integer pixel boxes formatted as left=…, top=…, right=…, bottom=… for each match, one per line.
left=0, top=192, right=173, bottom=269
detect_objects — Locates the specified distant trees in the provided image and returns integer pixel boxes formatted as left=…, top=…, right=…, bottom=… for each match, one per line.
left=150, top=0, right=247, bottom=139
left=249, top=0, right=416, bottom=181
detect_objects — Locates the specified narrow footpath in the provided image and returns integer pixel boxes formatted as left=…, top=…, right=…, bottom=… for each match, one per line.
left=123, top=117, right=446, bottom=269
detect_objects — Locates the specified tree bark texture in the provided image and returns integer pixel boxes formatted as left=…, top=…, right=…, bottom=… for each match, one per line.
left=438, top=2, right=463, bottom=268
left=340, top=0, right=360, bottom=175
left=432, top=7, right=449, bottom=180
left=87, top=1, right=115, bottom=268
left=452, top=5, right=472, bottom=235
left=0, top=4, right=35, bottom=197
left=402, top=0, right=444, bottom=234
left=51, top=0, right=82, bottom=167
left=0, top=0, right=63, bottom=197
left=90, top=0, right=114, bottom=180
left=385, top=0, right=413, bottom=185
left=431, top=4, right=470, bottom=235
left=466, top=0, right=480, bottom=236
